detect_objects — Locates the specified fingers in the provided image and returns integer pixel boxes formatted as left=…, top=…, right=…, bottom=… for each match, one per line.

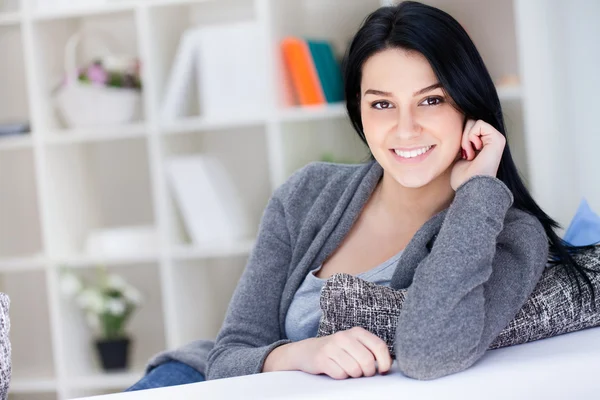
left=351, top=327, right=393, bottom=374
left=463, top=119, right=493, bottom=160
left=322, top=358, right=349, bottom=380
left=329, top=346, right=364, bottom=378
left=462, top=119, right=477, bottom=160
left=338, top=335, right=378, bottom=377
left=319, top=327, right=393, bottom=380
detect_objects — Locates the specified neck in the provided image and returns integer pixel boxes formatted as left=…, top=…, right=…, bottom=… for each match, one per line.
left=374, top=169, right=455, bottom=226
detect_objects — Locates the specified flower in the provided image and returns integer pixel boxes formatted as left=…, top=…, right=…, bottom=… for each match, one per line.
left=105, top=299, right=127, bottom=316
left=106, top=274, right=127, bottom=291
left=86, top=62, right=108, bottom=85
left=102, top=55, right=137, bottom=73
left=61, top=266, right=142, bottom=340
left=76, top=288, right=104, bottom=314
left=123, top=285, right=143, bottom=305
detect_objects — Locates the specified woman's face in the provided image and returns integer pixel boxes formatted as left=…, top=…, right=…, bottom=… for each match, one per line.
left=360, top=48, right=464, bottom=188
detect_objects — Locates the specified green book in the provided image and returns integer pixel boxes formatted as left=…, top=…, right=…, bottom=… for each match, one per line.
left=307, top=40, right=344, bottom=103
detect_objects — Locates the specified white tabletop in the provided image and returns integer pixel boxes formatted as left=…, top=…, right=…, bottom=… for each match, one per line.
left=74, top=327, right=600, bottom=400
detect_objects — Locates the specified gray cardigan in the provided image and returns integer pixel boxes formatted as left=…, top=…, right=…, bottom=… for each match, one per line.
left=148, top=160, right=549, bottom=381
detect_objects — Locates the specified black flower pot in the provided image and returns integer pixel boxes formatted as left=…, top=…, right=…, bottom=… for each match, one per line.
left=95, top=338, right=130, bottom=371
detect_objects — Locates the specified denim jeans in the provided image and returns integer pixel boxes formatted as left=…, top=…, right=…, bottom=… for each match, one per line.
left=125, top=361, right=205, bottom=391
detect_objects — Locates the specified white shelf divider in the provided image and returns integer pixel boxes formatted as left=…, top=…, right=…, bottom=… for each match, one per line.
left=0, top=12, right=21, bottom=26
left=277, top=102, right=348, bottom=123
left=135, top=3, right=181, bottom=353
left=497, top=85, right=522, bottom=101
left=52, top=252, right=160, bottom=269
left=160, top=114, right=267, bottom=135
left=171, top=239, right=255, bottom=261
left=0, top=255, right=45, bottom=272
left=9, top=378, right=57, bottom=394
left=0, top=134, right=33, bottom=150
left=41, top=123, right=149, bottom=145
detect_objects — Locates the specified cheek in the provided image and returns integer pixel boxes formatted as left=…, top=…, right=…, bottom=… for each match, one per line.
left=423, top=108, right=464, bottom=143
left=361, top=106, right=396, bottom=143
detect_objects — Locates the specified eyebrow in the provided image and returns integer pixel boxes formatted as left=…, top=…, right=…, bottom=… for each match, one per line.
left=364, top=82, right=443, bottom=97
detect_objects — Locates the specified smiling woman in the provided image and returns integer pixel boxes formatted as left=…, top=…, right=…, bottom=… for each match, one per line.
left=125, top=0, right=600, bottom=390
left=342, top=1, right=597, bottom=301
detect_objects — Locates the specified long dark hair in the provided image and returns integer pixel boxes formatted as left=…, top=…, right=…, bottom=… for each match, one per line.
left=343, top=1, right=599, bottom=308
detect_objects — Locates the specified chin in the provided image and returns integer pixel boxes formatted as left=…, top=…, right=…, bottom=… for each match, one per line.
left=391, top=171, right=434, bottom=188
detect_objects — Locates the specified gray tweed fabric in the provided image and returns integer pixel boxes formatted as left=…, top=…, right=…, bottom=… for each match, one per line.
left=318, top=246, right=600, bottom=358
left=0, top=293, right=10, bottom=400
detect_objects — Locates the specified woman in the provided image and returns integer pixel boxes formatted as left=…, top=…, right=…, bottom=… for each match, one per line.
left=127, top=0, right=597, bottom=390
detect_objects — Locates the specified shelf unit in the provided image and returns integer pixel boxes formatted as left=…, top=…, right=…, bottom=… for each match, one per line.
left=0, top=0, right=532, bottom=399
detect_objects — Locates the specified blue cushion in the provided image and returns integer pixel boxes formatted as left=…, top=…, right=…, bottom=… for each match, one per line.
left=563, top=198, right=600, bottom=246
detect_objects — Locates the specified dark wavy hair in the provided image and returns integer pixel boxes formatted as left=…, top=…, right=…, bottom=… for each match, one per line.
left=343, top=1, right=599, bottom=308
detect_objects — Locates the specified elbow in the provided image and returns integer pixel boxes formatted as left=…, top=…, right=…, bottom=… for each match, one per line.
left=395, top=342, right=481, bottom=381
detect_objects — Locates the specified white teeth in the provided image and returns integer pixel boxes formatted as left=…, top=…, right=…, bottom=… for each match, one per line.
left=394, top=145, right=432, bottom=158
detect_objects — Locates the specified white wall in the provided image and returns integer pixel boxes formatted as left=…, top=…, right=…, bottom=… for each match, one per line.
left=515, top=0, right=600, bottom=231
left=562, top=0, right=600, bottom=220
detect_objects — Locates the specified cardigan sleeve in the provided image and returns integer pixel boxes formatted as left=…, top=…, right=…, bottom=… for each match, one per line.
left=394, top=175, right=549, bottom=380
left=205, top=186, right=295, bottom=380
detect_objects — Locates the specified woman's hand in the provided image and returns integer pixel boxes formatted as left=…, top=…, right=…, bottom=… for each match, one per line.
left=451, top=119, right=506, bottom=191
left=263, top=327, right=392, bottom=379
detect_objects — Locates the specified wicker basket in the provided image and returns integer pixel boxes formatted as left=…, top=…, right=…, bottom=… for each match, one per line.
left=54, top=30, right=142, bottom=129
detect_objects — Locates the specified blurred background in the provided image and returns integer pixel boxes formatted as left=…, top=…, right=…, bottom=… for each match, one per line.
left=0, top=0, right=598, bottom=398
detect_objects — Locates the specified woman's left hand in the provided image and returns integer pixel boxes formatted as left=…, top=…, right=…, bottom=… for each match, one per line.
left=451, top=119, right=506, bottom=191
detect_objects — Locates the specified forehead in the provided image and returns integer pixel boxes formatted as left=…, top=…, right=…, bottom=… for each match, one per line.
left=361, top=48, right=438, bottom=93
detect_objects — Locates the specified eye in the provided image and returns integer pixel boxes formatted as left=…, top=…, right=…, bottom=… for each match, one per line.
left=420, top=96, right=444, bottom=106
left=371, top=101, right=394, bottom=110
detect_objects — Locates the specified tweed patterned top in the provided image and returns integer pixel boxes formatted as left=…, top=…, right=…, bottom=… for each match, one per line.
left=285, top=249, right=402, bottom=342
left=0, top=293, right=10, bottom=400
left=318, top=245, right=600, bottom=358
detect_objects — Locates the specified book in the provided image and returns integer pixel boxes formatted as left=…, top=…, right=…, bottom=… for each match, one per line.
left=194, top=21, right=268, bottom=118
left=0, top=121, right=30, bottom=136
left=307, top=40, right=344, bottom=103
left=281, top=37, right=326, bottom=106
left=160, top=29, right=198, bottom=121
left=166, top=155, right=249, bottom=245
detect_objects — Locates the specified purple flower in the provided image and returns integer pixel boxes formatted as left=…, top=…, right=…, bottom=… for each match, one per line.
left=86, top=62, right=108, bottom=85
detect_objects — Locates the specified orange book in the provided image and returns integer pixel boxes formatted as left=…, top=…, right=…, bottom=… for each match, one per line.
left=281, top=37, right=326, bottom=106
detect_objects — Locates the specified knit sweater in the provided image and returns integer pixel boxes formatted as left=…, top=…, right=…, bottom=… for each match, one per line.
left=148, top=160, right=549, bottom=381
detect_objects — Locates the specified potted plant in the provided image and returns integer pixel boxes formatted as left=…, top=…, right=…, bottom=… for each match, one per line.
left=53, top=30, right=144, bottom=128
left=60, top=266, right=143, bottom=371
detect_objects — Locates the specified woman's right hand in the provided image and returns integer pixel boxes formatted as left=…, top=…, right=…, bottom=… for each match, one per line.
left=263, top=327, right=393, bottom=379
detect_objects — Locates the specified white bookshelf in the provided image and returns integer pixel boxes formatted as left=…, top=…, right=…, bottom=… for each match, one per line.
left=0, top=0, right=534, bottom=399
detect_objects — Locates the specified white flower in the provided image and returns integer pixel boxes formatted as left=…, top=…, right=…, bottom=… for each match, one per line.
left=123, top=286, right=142, bottom=305
left=76, top=289, right=104, bottom=314
left=86, top=312, right=100, bottom=330
left=105, top=298, right=126, bottom=316
left=102, top=55, right=137, bottom=72
left=106, top=274, right=127, bottom=291
left=60, top=273, right=82, bottom=297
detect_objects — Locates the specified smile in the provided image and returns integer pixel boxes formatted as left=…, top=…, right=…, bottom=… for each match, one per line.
left=393, top=145, right=435, bottom=159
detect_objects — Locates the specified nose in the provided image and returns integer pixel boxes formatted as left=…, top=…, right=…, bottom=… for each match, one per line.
left=394, top=108, right=420, bottom=140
